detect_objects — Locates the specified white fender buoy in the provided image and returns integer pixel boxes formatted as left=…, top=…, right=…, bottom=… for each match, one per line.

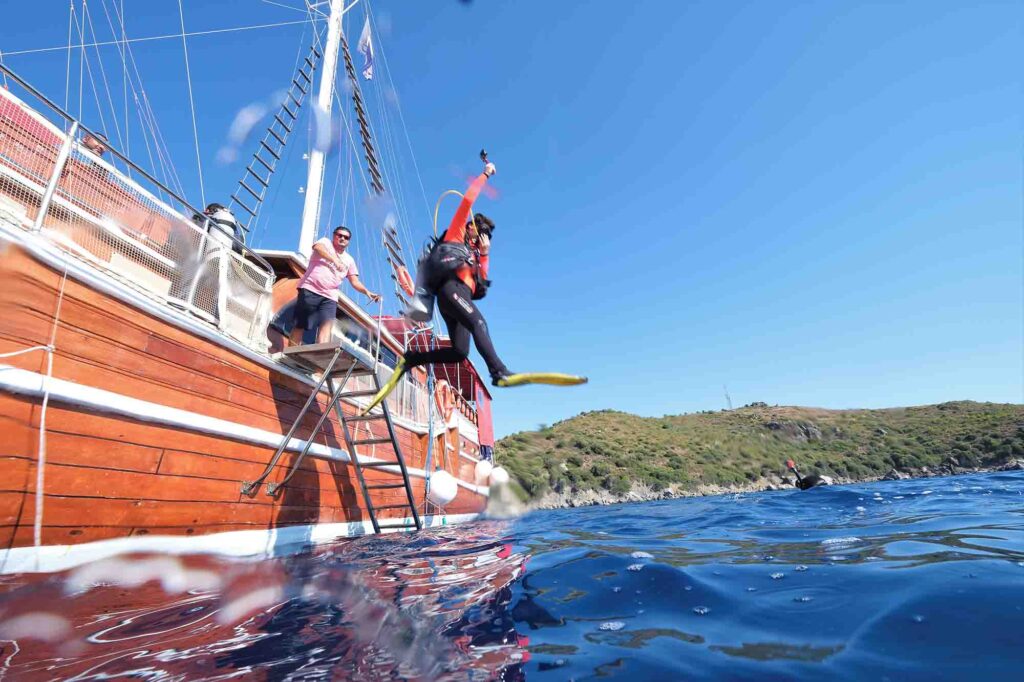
left=489, top=466, right=510, bottom=486
left=475, top=459, right=493, bottom=486
left=427, top=469, right=458, bottom=506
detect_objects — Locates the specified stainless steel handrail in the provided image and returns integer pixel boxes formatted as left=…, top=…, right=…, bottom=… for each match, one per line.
left=0, top=62, right=275, bottom=276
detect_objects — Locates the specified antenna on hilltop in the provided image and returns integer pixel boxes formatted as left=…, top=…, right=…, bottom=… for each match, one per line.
left=723, top=385, right=733, bottom=411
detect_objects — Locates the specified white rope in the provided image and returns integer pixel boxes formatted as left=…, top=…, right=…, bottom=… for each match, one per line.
left=1, top=19, right=326, bottom=57
left=177, top=0, right=206, bottom=207
left=0, top=346, right=54, bottom=359
left=82, top=0, right=127, bottom=152
left=65, top=1, right=76, bottom=113
left=34, top=266, right=70, bottom=564
left=104, top=0, right=185, bottom=195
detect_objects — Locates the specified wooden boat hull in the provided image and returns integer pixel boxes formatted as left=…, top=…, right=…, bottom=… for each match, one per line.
left=0, top=236, right=488, bottom=572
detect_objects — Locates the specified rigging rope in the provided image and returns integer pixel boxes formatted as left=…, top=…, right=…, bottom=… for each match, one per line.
left=83, top=0, right=127, bottom=152
left=2, top=19, right=326, bottom=57
left=64, top=2, right=75, bottom=113
left=32, top=265, right=70, bottom=563
left=177, top=0, right=206, bottom=207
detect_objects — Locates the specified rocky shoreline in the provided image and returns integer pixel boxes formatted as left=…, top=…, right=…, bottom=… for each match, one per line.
left=528, top=458, right=1024, bottom=510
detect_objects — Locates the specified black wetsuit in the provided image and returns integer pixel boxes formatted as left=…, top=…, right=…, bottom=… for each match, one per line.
left=403, top=278, right=509, bottom=381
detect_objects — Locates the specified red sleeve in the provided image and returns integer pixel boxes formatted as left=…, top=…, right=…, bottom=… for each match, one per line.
left=478, top=252, right=490, bottom=279
left=443, top=173, right=489, bottom=243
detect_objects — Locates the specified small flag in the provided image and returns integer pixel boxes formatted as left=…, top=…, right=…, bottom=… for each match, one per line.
left=358, top=17, right=374, bottom=80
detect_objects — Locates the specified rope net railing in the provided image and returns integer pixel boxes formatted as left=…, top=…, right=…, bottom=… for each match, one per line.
left=0, top=79, right=275, bottom=351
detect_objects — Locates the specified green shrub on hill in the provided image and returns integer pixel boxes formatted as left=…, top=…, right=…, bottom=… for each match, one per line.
left=494, top=402, right=1024, bottom=503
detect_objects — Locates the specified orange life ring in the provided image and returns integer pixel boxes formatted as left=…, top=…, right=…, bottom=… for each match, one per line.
left=434, top=379, right=455, bottom=421
left=395, top=265, right=415, bottom=297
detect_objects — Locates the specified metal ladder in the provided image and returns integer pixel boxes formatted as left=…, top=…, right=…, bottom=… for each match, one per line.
left=229, top=43, right=322, bottom=234
left=241, top=342, right=422, bottom=534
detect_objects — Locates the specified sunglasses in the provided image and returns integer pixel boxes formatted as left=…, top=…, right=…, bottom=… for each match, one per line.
left=334, top=233, right=351, bottom=240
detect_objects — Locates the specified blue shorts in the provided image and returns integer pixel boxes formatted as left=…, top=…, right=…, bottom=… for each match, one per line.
left=292, top=288, right=337, bottom=331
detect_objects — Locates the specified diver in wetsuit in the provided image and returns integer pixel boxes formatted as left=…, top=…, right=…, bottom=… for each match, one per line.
left=787, top=459, right=834, bottom=490
left=402, top=162, right=512, bottom=386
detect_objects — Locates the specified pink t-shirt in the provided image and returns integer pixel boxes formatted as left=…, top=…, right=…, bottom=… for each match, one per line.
left=297, top=237, right=359, bottom=301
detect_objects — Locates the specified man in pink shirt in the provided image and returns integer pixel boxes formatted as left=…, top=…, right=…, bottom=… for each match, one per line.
left=289, top=225, right=381, bottom=346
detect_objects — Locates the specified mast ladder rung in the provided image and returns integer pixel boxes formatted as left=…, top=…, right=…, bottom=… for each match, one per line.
left=246, top=169, right=270, bottom=187
left=282, top=102, right=298, bottom=120
left=287, top=90, right=303, bottom=109
left=253, top=153, right=275, bottom=173
left=239, top=180, right=262, bottom=201
left=258, top=140, right=281, bottom=161
left=373, top=504, right=414, bottom=511
left=267, top=127, right=287, bottom=147
left=273, top=114, right=293, bottom=134
left=292, top=78, right=308, bottom=95
left=360, top=461, right=401, bottom=468
left=366, top=483, right=406, bottom=490
left=231, top=195, right=257, bottom=216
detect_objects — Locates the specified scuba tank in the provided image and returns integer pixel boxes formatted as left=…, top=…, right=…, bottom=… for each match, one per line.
left=402, top=213, right=495, bottom=322
left=403, top=239, right=474, bottom=322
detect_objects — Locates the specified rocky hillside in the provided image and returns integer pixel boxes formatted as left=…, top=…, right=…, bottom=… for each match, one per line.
left=494, top=401, right=1024, bottom=508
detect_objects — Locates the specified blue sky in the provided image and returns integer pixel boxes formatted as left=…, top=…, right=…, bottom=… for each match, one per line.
left=3, top=0, right=1021, bottom=437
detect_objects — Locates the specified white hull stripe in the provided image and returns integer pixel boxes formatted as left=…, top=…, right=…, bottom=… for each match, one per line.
left=0, top=512, right=480, bottom=575
left=0, top=365, right=490, bottom=496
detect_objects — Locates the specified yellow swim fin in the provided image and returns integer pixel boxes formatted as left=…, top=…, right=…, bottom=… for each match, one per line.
left=494, top=372, right=588, bottom=388
left=361, top=357, right=407, bottom=415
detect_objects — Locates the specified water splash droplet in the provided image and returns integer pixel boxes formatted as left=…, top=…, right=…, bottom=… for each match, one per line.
left=630, top=551, right=653, bottom=559
left=795, top=565, right=809, bottom=572
left=770, top=572, right=785, bottom=580
left=627, top=563, right=644, bottom=572
left=693, top=606, right=710, bottom=615
left=599, top=621, right=625, bottom=631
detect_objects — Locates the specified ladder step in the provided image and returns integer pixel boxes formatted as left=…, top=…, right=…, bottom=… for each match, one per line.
left=304, top=56, right=316, bottom=71
left=230, top=195, right=257, bottom=216
left=360, top=461, right=401, bottom=468
left=268, top=127, right=287, bottom=147
left=366, top=483, right=406, bottom=490
left=239, top=179, right=262, bottom=201
left=345, top=413, right=385, bottom=423
left=288, top=91, right=303, bottom=109
left=259, top=140, right=281, bottom=161
left=246, top=169, right=270, bottom=187
left=281, top=102, right=298, bottom=120
left=343, top=389, right=380, bottom=398
left=297, top=69, right=311, bottom=84
left=377, top=521, right=413, bottom=530
left=292, top=78, right=308, bottom=95
left=253, top=153, right=275, bottom=173
left=352, top=437, right=393, bottom=446
left=372, top=504, right=414, bottom=512
left=273, top=113, right=293, bottom=134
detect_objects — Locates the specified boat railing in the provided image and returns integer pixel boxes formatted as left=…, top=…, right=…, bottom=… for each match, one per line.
left=0, top=64, right=275, bottom=351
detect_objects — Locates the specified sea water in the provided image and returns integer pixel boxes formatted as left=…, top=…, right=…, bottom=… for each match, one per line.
left=0, top=471, right=1022, bottom=680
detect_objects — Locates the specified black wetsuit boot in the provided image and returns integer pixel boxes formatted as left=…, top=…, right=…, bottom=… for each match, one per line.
left=403, top=279, right=510, bottom=380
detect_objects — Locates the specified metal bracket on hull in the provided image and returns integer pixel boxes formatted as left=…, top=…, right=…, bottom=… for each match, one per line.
left=242, top=341, right=422, bottom=533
